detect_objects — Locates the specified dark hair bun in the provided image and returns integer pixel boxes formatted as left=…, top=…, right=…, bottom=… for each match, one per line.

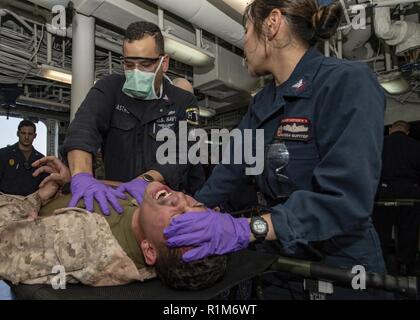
left=312, top=2, right=343, bottom=40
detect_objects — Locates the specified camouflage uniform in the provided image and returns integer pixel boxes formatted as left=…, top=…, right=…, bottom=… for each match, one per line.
left=0, top=192, right=155, bottom=286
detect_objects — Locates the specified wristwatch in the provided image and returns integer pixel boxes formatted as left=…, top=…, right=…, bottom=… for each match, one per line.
left=140, top=173, right=154, bottom=182
left=250, top=216, right=268, bottom=243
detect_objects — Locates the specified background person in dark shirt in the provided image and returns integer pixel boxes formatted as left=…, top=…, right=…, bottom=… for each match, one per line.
left=0, top=119, right=46, bottom=196
left=373, top=120, right=420, bottom=276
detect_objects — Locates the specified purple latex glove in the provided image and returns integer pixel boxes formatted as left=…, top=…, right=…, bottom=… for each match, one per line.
left=116, top=177, right=148, bottom=204
left=164, top=209, right=251, bottom=262
left=69, top=173, right=126, bottom=215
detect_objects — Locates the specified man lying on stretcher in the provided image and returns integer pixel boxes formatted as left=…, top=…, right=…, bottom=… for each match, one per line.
left=0, top=156, right=227, bottom=289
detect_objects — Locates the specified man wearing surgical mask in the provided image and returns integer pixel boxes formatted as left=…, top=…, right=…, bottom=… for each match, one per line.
left=62, top=22, right=199, bottom=215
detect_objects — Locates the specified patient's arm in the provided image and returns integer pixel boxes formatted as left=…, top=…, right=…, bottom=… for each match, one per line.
left=0, top=178, right=61, bottom=228
left=0, top=157, right=67, bottom=229
left=0, top=192, right=43, bottom=232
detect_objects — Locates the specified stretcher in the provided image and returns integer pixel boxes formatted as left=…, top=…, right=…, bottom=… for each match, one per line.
left=8, top=248, right=418, bottom=300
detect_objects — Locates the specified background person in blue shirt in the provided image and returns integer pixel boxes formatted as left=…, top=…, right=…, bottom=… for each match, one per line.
left=165, top=0, right=387, bottom=298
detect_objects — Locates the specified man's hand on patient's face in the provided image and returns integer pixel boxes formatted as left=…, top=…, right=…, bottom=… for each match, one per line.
left=32, top=156, right=71, bottom=187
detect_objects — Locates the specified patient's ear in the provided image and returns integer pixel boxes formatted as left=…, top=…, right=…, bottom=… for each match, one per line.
left=140, top=240, right=157, bottom=265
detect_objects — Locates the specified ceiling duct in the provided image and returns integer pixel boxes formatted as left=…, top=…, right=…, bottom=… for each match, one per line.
left=194, top=43, right=258, bottom=106
left=147, top=0, right=245, bottom=48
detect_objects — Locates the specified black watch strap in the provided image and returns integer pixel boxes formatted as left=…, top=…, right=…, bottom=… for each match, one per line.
left=141, top=174, right=154, bottom=182
left=250, top=216, right=268, bottom=243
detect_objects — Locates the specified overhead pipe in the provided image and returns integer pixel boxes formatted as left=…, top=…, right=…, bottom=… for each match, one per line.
left=0, top=0, right=51, bottom=22
left=372, top=0, right=420, bottom=6
left=342, top=27, right=373, bottom=60
left=384, top=44, right=392, bottom=71
left=26, top=0, right=214, bottom=66
left=324, top=40, right=330, bottom=57
left=147, top=0, right=245, bottom=48
left=47, top=32, right=52, bottom=64
left=17, top=95, right=69, bottom=112
left=157, top=7, right=164, bottom=30
left=374, top=4, right=420, bottom=55
left=151, top=6, right=213, bottom=66
left=70, top=13, right=95, bottom=121
left=196, top=28, right=202, bottom=48
left=337, top=29, right=343, bottom=59
left=66, top=28, right=123, bottom=55
left=374, top=7, right=405, bottom=44
left=0, top=8, right=34, bottom=33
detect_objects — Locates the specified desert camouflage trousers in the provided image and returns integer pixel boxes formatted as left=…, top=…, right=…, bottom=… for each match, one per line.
left=0, top=192, right=154, bottom=287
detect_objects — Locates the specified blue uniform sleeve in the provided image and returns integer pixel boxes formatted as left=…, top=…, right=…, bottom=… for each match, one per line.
left=270, top=64, right=385, bottom=255
left=195, top=111, right=252, bottom=207
left=62, top=76, right=118, bottom=157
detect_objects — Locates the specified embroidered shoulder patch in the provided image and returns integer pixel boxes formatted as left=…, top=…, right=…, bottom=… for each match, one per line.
left=277, top=118, right=310, bottom=141
left=186, top=107, right=199, bottom=126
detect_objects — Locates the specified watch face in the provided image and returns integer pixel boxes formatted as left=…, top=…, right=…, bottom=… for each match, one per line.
left=253, top=219, right=267, bottom=234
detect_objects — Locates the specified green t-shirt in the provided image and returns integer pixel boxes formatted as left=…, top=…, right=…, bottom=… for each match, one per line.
left=39, top=193, right=145, bottom=270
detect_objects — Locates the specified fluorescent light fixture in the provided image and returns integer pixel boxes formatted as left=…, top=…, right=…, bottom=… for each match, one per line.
left=38, top=64, right=72, bottom=84
left=163, top=32, right=215, bottom=67
left=378, top=71, right=411, bottom=95
left=198, top=106, right=216, bottom=118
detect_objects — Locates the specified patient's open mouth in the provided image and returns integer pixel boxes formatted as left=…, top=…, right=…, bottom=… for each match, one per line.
left=155, top=189, right=172, bottom=200
left=150, top=184, right=172, bottom=201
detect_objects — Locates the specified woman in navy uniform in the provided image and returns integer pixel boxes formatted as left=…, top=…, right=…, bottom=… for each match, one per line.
left=165, top=0, right=387, bottom=299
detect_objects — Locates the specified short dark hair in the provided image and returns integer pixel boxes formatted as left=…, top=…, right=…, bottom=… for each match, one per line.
left=155, top=247, right=228, bottom=290
left=391, top=120, right=410, bottom=132
left=124, top=21, right=164, bottom=55
left=18, top=119, right=36, bottom=132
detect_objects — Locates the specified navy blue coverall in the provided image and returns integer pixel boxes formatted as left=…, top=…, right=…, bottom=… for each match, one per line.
left=196, top=47, right=386, bottom=273
left=62, top=75, right=198, bottom=189
left=0, top=143, right=46, bottom=196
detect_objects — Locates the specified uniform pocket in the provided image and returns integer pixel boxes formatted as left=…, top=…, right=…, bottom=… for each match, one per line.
left=106, top=114, right=137, bottom=173
left=110, top=114, right=137, bottom=131
left=283, top=143, right=320, bottom=190
left=287, top=143, right=319, bottom=160
left=53, top=212, right=87, bottom=272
